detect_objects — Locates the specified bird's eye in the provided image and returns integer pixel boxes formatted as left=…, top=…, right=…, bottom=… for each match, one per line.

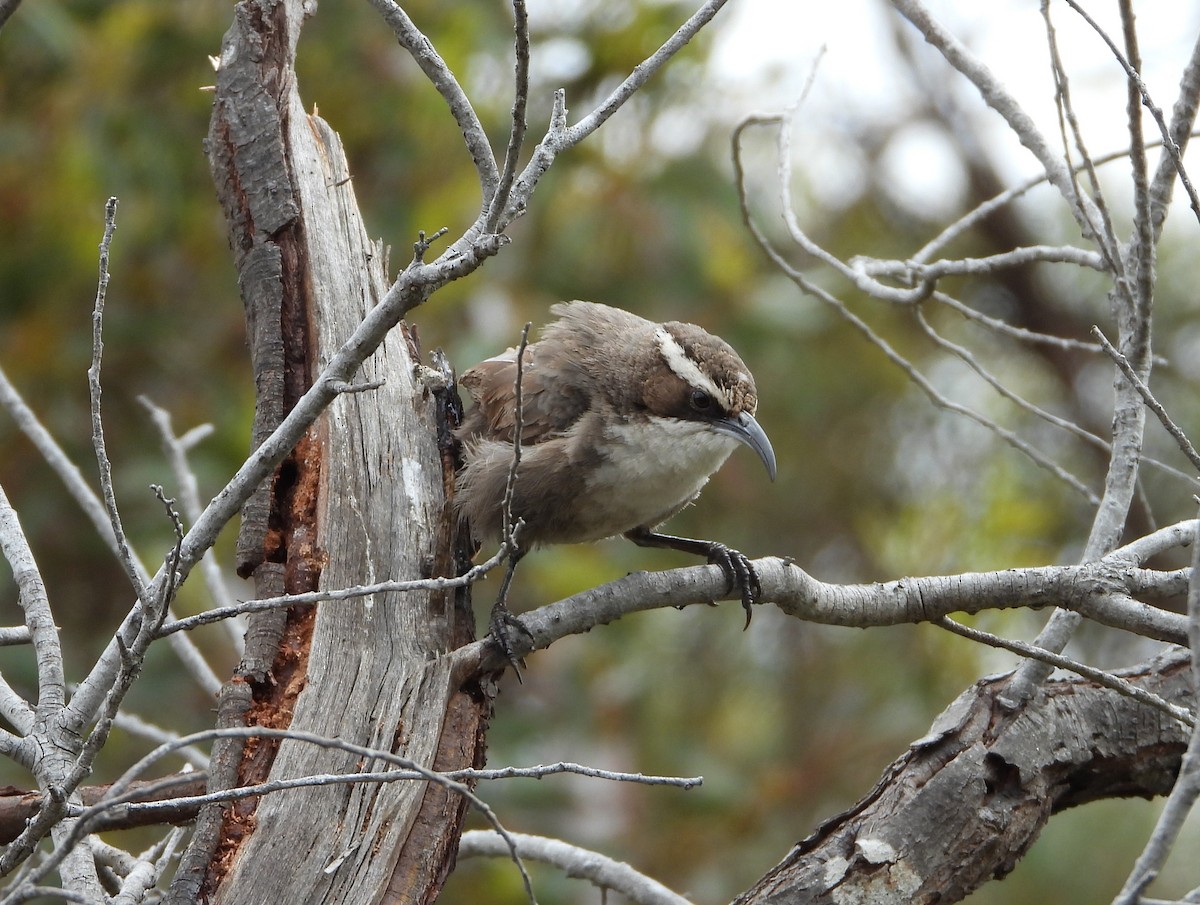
left=690, top=389, right=714, bottom=411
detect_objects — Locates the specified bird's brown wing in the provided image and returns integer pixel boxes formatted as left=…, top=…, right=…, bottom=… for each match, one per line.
left=459, top=345, right=590, bottom=445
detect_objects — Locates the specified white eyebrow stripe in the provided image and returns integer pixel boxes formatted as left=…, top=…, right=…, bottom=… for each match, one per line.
left=654, top=327, right=730, bottom=409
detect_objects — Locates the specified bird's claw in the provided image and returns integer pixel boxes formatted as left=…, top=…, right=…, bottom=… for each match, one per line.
left=488, top=601, right=533, bottom=678
left=706, top=543, right=761, bottom=630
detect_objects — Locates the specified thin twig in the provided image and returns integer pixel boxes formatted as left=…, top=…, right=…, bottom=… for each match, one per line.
left=87, top=197, right=150, bottom=606
left=0, top=671, right=34, bottom=742
left=854, top=244, right=1105, bottom=282
left=0, top=626, right=31, bottom=646
left=67, top=224, right=506, bottom=726
left=138, top=395, right=243, bottom=652
left=501, top=0, right=730, bottom=227
left=501, top=323, right=533, bottom=550
left=1063, top=0, right=1200, bottom=229
left=484, top=0, right=529, bottom=233
left=761, top=104, right=933, bottom=305
left=1040, top=0, right=1125, bottom=281
left=1115, top=0, right=1156, bottom=354
left=1093, top=326, right=1200, bottom=474
left=932, top=291, right=1169, bottom=368
left=890, top=0, right=1105, bottom=241
left=916, top=308, right=1196, bottom=491
left=732, top=123, right=1099, bottom=504
left=0, top=367, right=219, bottom=694
left=110, top=712, right=210, bottom=770
left=21, top=725, right=539, bottom=905
left=368, top=0, right=499, bottom=199
left=70, top=490, right=184, bottom=792
left=1145, top=31, right=1200, bottom=238
left=913, top=137, right=1200, bottom=265
left=1109, top=519, right=1197, bottom=565
left=113, top=826, right=184, bottom=905
left=0, top=487, right=195, bottom=877
left=935, top=616, right=1192, bottom=728
left=157, top=542, right=508, bottom=637
left=115, top=762, right=701, bottom=819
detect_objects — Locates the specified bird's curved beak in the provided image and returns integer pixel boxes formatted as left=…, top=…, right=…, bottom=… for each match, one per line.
left=712, top=411, right=777, bottom=482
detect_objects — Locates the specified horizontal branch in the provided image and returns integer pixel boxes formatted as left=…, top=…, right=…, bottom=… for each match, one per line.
left=452, top=523, right=1197, bottom=677
left=459, top=831, right=695, bottom=905
left=0, top=773, right=207, bottom=845
left=853, top=244, right=1106, bottom=283
left=156, top=543, right=509, bottom=637
left=0, top=626, right=30, bottom=646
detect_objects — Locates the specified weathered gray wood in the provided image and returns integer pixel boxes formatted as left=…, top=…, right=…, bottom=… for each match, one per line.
left=734, top=649, right=1191, bottom=905
left=195, top=2, right=484, bottom=903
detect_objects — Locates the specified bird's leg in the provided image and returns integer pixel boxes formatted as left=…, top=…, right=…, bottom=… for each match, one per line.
left=488, top=549, right=535, bottom=676
left=624, top=526, right=761, bottom=629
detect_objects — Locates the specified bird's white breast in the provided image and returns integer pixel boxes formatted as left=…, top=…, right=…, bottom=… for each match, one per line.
left=577, top=415, right=738, bottom=538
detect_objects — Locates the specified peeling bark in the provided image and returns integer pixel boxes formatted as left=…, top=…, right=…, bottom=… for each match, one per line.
left=169, top=2, right=489, bottom=903
left=735, top=650, right=1191, bottom=905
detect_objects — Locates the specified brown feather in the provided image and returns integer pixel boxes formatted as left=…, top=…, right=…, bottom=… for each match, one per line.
left=455, top=301, right=764, bottom=547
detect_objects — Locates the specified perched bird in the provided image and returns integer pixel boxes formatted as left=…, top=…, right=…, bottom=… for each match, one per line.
left=456, top=300, right=776, bottom=661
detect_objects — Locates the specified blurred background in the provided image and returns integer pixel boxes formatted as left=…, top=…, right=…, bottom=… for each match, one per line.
left=2, top=1, right=1200, bottom=902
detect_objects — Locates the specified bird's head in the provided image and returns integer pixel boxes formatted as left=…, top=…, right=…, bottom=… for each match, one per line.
left=638, top=321, right=777, bottom=481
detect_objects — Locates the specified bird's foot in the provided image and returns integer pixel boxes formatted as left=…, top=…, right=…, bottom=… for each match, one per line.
left=705, top=543, right=761, bottom=630
left=487, top=598, right=533, bottom=679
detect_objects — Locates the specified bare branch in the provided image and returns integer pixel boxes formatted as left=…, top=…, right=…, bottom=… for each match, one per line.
left=1116, top=0, right=1156, bottom=353
left=1063, top=0, right=1200, bottom=231
left=156, top=542, right=508, bottom=636
left=0, top=366, right=124, bottom=560
left=138, top=395, right=243, bottom=652
left=730, top=134, right=1099, bottom=504
left=110, top=712, right=209, bottom=770
left=890, top=0, right=1106, bottom=240
left=0, top=368, right=219, bottom=695
left=503, top=0, right=731, bottom=226
left=856, top=245, right=1104, bottom=282
left=935, top=616, right=1192, bottom=727
left=1112, top=517, right=1200, bottom=904
left=1040, top=0, right=1125, bottom=279
left=86, top=197, right=149, bottom=606
left=0, top=482, right=63, bottom=715
left=1093, top=326, right=1200, bottom=474
left=562, top=0, right=730, bottom=148
left=1147, top=31, right=1200, bottom=236
left=484, top=0, right=530, bottom=233
left=368, top=0, right=499, bottom=201
left=451, top=542, right=1196, bottom=677
left=66, top=227, right=505, bottom=725
left=112, top=826, right=184, bottom=905
left=0, top=626, right=31, bottom=646
left=19, top=725, right=538, bottom=904
left=459, top=831, right=695, bottom=905
left=1112, top=520, right=1198, bottom=565
left=501, top=323, right=533, bottom=548
left=117, top=761, right=698, bottom=821
left=0, top=672, right=34, bottom=743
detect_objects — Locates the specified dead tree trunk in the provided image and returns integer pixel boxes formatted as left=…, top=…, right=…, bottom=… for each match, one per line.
left=170, top=2, right=488, bottom=902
